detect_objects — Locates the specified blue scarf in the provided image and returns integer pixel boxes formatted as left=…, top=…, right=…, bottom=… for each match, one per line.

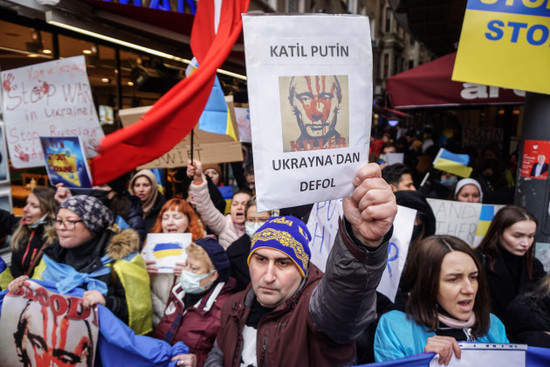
left=41, top=254, right=113, bottom=296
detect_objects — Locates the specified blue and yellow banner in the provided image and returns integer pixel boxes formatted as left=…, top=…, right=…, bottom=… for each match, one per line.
left=453, top=0, right=550, bottom=95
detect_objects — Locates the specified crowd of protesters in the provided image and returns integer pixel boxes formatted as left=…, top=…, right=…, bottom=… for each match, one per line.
left=0, top=124, right=548, bottom=366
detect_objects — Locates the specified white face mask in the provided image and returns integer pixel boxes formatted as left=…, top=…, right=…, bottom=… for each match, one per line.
left=245, top=221, right=263, bottom=237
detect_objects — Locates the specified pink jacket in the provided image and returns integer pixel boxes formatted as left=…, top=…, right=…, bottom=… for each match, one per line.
left=190, top=180, right=243, bottom=249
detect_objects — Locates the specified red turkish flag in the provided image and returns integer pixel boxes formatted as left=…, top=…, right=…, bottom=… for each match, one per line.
left=91, top=0, right=249, bottom=184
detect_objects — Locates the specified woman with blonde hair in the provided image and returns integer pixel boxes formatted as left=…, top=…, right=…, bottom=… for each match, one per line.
left=0, top=187, right=57, bottom=288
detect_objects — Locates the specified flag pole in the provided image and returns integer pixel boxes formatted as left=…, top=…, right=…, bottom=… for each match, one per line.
left=190, top=128, right=194, bottom=162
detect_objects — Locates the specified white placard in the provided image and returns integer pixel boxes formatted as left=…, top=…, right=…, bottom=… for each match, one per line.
left=234, top=107, right=251, bottom=143
left=243, top=14, right=373, bottom=211
left=307, top=199, right=415, bottom=301
left=377, top=205, right=416, bottom=302
left=427, top=199, right=504, bottom=247
left=430, top=343, right=526, bottom=367
left=386, top=152, right=404, bottom=165
left=144, top=233, right=192, bottom=273
left=1, top=56, right=104, bottom=168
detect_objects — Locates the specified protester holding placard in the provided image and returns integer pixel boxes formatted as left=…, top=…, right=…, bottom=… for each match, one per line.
left=153, top=238, right=237, bottom=367
left=374, top=235, right=508, bottom=364
left=204, top=162, right=396, bottom=367
left=8, top=195, right=153, bottom=335
left=0, top=187, right=57, bottom=289
left=187, top=159, right=251, bottom=249
left=129, top=169, right=167, bottom=233
left=147, top=198, right=205, bottom=325
left=476, top=205, right=546, bottom=323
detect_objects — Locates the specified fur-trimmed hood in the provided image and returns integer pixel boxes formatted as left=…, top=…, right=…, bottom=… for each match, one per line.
left=106, top=227, right=140, bottom=260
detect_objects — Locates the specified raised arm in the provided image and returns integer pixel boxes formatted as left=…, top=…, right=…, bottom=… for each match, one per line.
left=310, top=162, right=396, bottom=343
left=187, top=159, right=228, bottom=236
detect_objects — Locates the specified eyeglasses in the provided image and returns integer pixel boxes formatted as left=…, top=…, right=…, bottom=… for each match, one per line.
left=54, top=219, right=83, bottom=230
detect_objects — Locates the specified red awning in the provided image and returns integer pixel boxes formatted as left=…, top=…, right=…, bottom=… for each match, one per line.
left=386, top=52, right=525, bottom=109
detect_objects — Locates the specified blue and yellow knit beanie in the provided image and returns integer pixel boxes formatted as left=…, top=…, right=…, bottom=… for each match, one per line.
left=247, top=216, right=312, bottom=277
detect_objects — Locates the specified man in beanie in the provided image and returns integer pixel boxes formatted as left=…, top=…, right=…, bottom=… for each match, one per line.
left=204, top=163, right=396, bottom=367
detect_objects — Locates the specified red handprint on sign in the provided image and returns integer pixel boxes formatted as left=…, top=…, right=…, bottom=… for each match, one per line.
left=14, top=145, right=30, bottom=162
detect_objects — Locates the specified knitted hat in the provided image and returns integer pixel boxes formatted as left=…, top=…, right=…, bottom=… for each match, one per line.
left=59, top=195, right=114, bottom=235
left=454, top=178, right=483, bottom=203
left=195, top=237, right=230, bottom=282
left=203, top=164, right=222, bottom=177
left=248, top=216, right=311, bottom=277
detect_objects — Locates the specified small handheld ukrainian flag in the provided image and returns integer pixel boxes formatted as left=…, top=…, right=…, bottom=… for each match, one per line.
left=153, top=243, right=184, bottom=259
left=433, top=148, right=473, bottom=178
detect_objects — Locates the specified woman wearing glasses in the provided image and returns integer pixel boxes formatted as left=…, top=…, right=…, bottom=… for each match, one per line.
left=0, top=187, right=57, bottom=289
left=8, top=195, right=152, bottom=335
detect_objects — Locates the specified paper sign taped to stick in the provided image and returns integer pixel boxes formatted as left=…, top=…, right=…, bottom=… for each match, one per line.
left=144, top=233, right=192, bottom=273
left=1, top=56, right=104, bottom=168
left=243, top=14, right=373, bottom=211
left=40, top=136, right=93, bottom=188
left=0, top=280, right=99, bottom=366
left=119, top=105, right=243, bottom=168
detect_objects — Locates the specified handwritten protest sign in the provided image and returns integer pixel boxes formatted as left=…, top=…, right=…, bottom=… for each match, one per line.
left=377, top=205, right=416, bottom=302
left=427, top=198, right=503, bottom=247
left=0, top=280, right=99, bottom=366
left=144, top=233, right=192, bottom=273
left=40, top=136, right=93, bottom=188
left=307, top=200, right=415, bottom=301
left=307, top=199, right=344, bottom=272
left=243, top=15, right=373, bottom=211
left=119, top=106, right=243, bottom=168
left=1, top=56, right=104, bottom=168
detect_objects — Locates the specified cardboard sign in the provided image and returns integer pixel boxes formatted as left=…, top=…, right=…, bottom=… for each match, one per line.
left=0, top=280, right=99, bottom=366
left=243, top=14, right=373, bottom=211
left=427, top=198, right=504, bottom=247
left=521, top=139, right=550, bottom=180
left=40, top=136, right=93, bottom=188
left=119, top=105, right=243, bottom=168
left=144, top=233, right=192, bottom=273
left=1, top=56, right=104, bottom=168
left=453, top=0, right=550, bottom=95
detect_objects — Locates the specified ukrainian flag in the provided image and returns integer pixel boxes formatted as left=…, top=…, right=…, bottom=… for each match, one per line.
left=153, top=243, right=184, bottom=259
left=476, top=205, right=494, bottom=237
left=186, top=58, right=237, bottom=141
left=433, top=148, right=473, bottom=178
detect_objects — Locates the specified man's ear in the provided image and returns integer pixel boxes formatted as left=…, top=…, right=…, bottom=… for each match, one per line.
left=389, top=184, right=398, bottom=192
